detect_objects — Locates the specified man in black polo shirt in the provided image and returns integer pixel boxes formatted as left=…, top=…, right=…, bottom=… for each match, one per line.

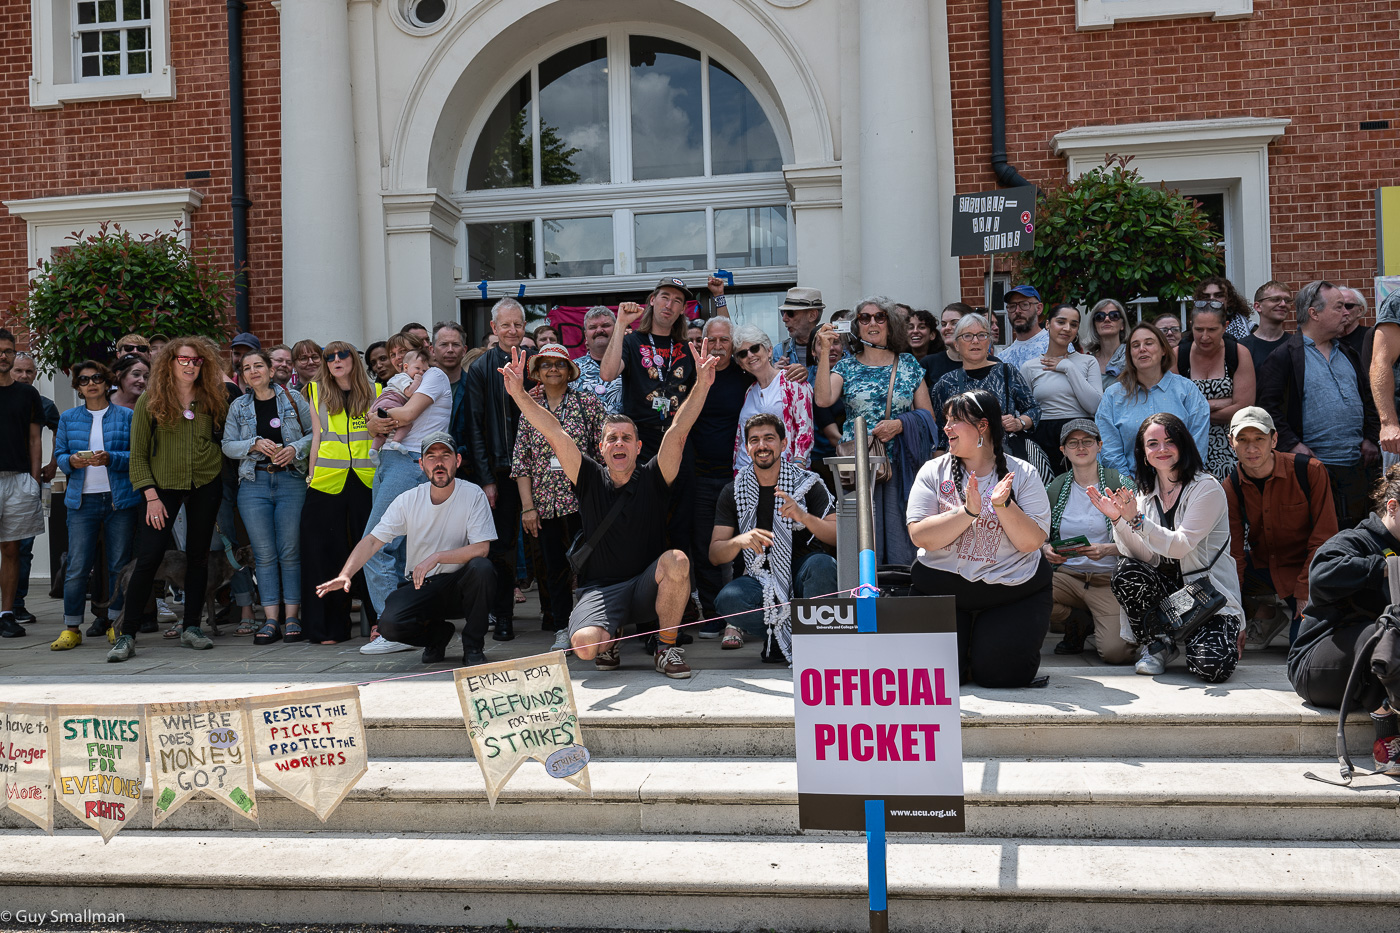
left=502, top=340, right=721, bottom=679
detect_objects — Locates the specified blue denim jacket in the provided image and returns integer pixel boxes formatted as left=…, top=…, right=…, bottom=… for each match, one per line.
left=56, top=403, right=139, bottom=510
left=221, top=385, right=313, bottom=482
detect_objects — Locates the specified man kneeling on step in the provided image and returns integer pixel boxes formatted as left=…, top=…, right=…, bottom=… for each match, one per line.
left=500, top=342, right=721, bottom=678
left=316, top=432, right=496, bottom=666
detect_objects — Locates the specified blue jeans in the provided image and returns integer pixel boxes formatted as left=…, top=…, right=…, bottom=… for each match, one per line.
left=63, top=493, right=136, bottom=626
left=363, top=449, right=427, bottom=614
left=714, top=552, right=837, bottom=638
left=238, top=470, right=306, bottom=607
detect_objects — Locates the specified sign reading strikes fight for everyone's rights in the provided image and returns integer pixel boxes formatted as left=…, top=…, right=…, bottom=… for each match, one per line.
left=792, top=596, right=966, bottom=833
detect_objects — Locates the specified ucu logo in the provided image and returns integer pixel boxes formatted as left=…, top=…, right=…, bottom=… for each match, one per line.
left=797, top=603, right=855, bottom=628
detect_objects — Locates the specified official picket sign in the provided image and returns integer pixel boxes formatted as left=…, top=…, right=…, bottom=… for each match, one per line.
left=792, top=596, right=965, bottom=833
left=949, top=184, right=1036, bottom=256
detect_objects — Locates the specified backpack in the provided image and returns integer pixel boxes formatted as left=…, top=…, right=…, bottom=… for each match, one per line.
left=1226, top=454, right=1311, bottom=548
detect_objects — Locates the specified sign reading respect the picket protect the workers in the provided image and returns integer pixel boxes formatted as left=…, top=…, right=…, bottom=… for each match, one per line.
left=950, top=185, right=1036, bottom=256
left=792, top=596, right=965, bottom=833
left=246, top=685, right=368, bottom=822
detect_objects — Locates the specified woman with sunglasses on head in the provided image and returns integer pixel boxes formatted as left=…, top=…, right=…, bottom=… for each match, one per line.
left=1020, top=303, right=1102, bottom=473
left=1174, top=302, right=1255, bottom=477
left=51, top=362, right=138, bottom=651
left=815, top=297, right=936, bottom=565
left=1193, top=276, right=1253, bottom=341
left=906, top=389, right=1053, bottom=688
left=931, top=313, right=1052, bottom=482
left=731, top=323, right=814, bottom=471
left=1089, top=412, right=1244, bottom=681
left=108, top=337, right=229, bottom=662
left=302, top=340, right=381, bottom=644
left=1083, top=299, right=1128, bottom=388
left=109, top=354, right=149, bottom=410
left=223, top=349, right=313, bottom=644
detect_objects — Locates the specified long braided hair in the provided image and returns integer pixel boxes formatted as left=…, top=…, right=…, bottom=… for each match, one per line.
left=942, top=388, right=1009, bottom=507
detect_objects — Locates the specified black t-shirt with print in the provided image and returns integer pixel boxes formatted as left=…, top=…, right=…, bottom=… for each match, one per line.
left=574, top=455, right=673, bottom=587
left=0, top=382, right=43, bottom=473
left=620, top=331, right=696, bottom=455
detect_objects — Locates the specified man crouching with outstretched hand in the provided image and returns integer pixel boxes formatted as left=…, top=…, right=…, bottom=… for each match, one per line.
left=501, top=342, right=719, bottom=678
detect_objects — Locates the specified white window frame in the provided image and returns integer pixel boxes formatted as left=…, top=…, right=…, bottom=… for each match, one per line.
left=30, top=0, right=174, bottom=109
left=73, top=0, right=153, bottom=81
left=3, top=188, right=203, bottom=273
left=1051, top=117, right=1289, bottom=298
left=1076, top=0, right=1252, bottom=31
left=452, top=25, right=796, bottom=298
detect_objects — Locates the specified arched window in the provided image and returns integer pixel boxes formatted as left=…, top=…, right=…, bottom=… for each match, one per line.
left=457, top=30, right=794, bottom=296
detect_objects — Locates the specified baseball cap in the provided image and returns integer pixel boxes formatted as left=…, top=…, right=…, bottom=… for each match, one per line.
left=1229, top=406, right=1275, bottom=437
left=1059, top=419, right=1101, bottom=445
left=1006, top=285, right=1041, bottom=302
left=231, top=332, right=262, bottom=350
left=419, top=431, right=457, bottom=456
left=652, top=277, right=695, bottom=302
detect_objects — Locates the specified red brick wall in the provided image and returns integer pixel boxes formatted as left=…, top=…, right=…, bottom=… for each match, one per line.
left=948, top=0, right=1400, bottom=311
left=0, top=2, right=282, bottom=344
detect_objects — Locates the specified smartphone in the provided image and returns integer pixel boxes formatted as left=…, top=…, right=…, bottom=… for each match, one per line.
left=831, top=320, right=852, bottom=335
left=76, top=450, right=95, bottom=459
left=1050, top=535, right=1090, bottom=554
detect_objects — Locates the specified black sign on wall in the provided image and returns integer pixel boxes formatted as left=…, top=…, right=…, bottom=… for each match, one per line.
left=950, top=185, right=1036, bottom=257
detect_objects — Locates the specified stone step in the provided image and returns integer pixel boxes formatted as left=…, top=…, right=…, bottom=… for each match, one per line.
left=1, top=832, right=1397, bottom=932
left=7, top=758, right=1395, bottom=840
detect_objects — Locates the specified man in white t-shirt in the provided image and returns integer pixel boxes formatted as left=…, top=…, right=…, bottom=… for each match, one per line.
left=317, top=432, right=497, bottom=666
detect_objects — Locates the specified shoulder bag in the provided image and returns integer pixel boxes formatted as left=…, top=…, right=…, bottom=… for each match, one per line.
left=1153, top=538, right=1230, bottom=643
left=835, top=359, right=898, bottom=484
left=566, top=482, right=633, bottom=576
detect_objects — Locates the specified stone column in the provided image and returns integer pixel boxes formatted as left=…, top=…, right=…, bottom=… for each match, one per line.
left=280, top=0, right=364, bottom=346
left=857, top=0, right=942, bottom=305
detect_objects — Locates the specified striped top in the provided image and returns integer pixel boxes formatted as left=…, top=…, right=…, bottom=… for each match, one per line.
left=128, top=393, right=224, bottom=492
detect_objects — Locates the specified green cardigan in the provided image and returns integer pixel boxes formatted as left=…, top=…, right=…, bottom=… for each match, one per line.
left=128, top=393, right=224, bottom=493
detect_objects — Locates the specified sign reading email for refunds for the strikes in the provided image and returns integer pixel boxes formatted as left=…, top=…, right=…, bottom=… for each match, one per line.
left=792, top=596, right=965, bottom=833
left=455, top=652, right=591, bottom=806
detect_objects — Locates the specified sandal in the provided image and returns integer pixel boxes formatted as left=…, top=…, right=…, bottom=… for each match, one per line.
left=235, top=618, right=260, bottom=637
left=282, top=621, right=305, bottom=643
left=721, top=624, right=744, bottom=650
left=253, top=621, right=282, bottom=646
left=162, top=622, right=182, bottom=639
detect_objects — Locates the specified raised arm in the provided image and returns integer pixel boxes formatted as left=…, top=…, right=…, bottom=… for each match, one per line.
left=500, top=348, right=583, bottom=484
left=657, top=339, right=718, bottom=484
left=813, top=325, right=842, bottom=408
left=600, top=302, right=643, bottom=383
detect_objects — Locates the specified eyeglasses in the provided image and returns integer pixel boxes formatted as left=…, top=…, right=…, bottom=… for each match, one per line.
left=1093, top=310, right=1123, bottom=323
left=537, top=358, right=568, bottom=370
left=955, top=333, right=990, bottom=343
left=174, top=356, right=203, bottom=367
left=1193, top=300, right=1224, bottom=310
left=324, top=349, right=354, bottom=362
left=734, top=344, right=765, bottom=360
left=1156, top=325, right=1181, bottom=335
left=119, top=343, right=148, bottom=353
left=0, top=348, right=15, bottom=357
left=1062, top=438, right=1098, bottom=451
left=856, top=312, right=888, bottom=325
left=76, top=374, right=106, bottom=386
left=296, top=354, right=320, bottom=363
left=1342, top=302, right=1360, bottom=311
left=1258, top=296, right=1289, bottom=304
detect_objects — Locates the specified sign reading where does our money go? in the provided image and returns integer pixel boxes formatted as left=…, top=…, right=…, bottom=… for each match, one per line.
left=949, top=185, right=1036, bottom=257
left=791, top=596, right=965, bottom=834
left=146, top=699, right=259, bottom=827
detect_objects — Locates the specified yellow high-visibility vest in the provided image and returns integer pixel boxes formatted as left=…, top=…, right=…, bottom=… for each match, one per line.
left=308, top=381, right=379, bottom=494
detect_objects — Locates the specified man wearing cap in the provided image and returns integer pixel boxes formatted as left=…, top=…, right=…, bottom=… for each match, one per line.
left=1223, top=406, right=1336, bottom=648
left=772, top=287, right=825, bottom=379
left=997, top=285, right=1050, bottom=373
left=316, top=432, right=497, bottom=666
left=229, top=332, right=261, bottom=386
left=1040, top=419, right=1135, bottom=663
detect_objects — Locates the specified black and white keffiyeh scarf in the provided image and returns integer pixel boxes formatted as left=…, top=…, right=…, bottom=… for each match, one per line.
left=733, top=462, right=831, bottom=661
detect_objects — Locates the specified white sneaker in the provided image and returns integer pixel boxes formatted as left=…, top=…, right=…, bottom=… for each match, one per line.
left=550, top=629, right=571, bottom=651
left=360, top=635, right=415, bottom=655
left=1133, top=638, right=1178, bottom=675
left=156, top=599, right=177, bottom=623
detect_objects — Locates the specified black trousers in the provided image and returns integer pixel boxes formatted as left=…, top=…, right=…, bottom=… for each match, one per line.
left=1290, top=620, right=1386, bottom=712
left=910, top=558, right=1053, bottom=688
left=487, top=469, right=521, bottom=623
left=122, top=478, right=223, bottom=636
left=300, top=478, right=376, bottom=643
left=378, top=557, right=497, bottom=653
left=537, top=513, right=580, bottom=630
left=692, top=473, right=732, bottom=617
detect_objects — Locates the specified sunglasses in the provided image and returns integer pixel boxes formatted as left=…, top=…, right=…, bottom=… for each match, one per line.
left=1093, top=310, right=1123, bottom=323
left=537, top=358, right=569, bottom=370
left=1342, top=302, right=1360, bottom=311
left=119, top=343, right=148, bottom=353
left=856, top=311, right=888, bottom=325
left=76, top=374, right=107, bottom=386
left=174, top=356, right=204, bottom=366
left=734, top=344, right=765, bottom=360
left=324, top=349, right=354, bottom=362
left=1193, top=299, right=1224, bottom=310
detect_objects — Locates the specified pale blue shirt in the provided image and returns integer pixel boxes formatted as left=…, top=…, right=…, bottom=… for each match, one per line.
left=996, top=328, right=1050, bottom=374
left=1094, top=372, right=1211, bottom=478
left=1300, top=334, right=1363, bottom=466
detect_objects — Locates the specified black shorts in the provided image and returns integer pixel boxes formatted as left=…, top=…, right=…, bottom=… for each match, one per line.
left=568, top=559, right=661, bottom=638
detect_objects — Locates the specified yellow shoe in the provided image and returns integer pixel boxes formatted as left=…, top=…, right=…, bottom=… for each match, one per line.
left=50, top=629, right=82, bottom=651
left=107, top=625, right=116, bottom=645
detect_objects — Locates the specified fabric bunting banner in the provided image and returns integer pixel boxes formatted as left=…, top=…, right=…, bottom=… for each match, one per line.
left=2, top=703, right=54, bottom=833
left=455, top=651, right=591, bottom=806
left=145, top=699, right=259, bottom=827
left=49, top=704, right=146, bottom=843
left=245, top=685, right=368, bottom=822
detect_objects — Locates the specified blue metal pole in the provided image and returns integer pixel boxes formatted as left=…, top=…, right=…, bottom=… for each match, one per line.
left=851, top=417, right=886, bottom=933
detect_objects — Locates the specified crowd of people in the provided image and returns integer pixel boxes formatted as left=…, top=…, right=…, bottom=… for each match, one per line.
left=0, top=271, right=1396, bottom=774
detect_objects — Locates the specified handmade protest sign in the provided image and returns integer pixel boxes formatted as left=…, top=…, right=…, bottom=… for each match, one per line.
left=49, top=704, right=146, bottom=842
left=2, top=703, right=53, bottom=833
left=245, top=685, right=367, bottom=822
left=455, top=651, right=590, bottom=806
left=146, top=699, right=258, bottom=827
left=792, top=596, right=965, bottom=833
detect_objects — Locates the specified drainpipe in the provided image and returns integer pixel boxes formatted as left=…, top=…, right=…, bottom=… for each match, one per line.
left=227, top=0, right=251, bottom=333
left=988, top=0, right=1034, bottom=189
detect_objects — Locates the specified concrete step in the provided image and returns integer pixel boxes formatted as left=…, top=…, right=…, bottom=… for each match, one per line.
left=2, top=831, right=1398, bottom=932
left=7, top=758, right=1394, bottom=840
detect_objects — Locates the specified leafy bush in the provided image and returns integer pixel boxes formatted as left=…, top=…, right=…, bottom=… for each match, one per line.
left=1023, top=155, right=1223, bottom=307
left=9, top=222, right=233, bottom=374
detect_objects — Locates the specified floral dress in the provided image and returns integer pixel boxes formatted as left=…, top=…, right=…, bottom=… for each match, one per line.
left=1192, top=373, right=1236, bottom=478
left=510, top=386, right=605, bottom=519
left=832, top=353, right=924, bottom=443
